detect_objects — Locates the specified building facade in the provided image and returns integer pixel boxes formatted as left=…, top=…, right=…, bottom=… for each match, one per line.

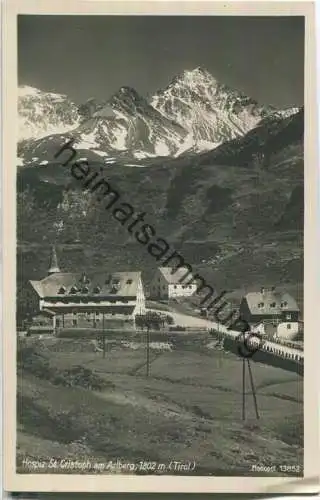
left=239, top=287, right=300, bottom=340
left=252, top=319, right=300, bottom=341
left=149, top=267, right=197, bottom=300
left=29, top=247, right=146, bottom=330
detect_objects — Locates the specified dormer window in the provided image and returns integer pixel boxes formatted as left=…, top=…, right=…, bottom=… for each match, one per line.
left=258, top=302, right=264, bottom=308
left=58, top=286, right=66, bottom=295
left=80, top=272, right=90, bottom=285
left=82, top=286, right=89, bottom=294
left=70, top=286, right=78, bottom=294
left=93, top=286, right=101, bottom=294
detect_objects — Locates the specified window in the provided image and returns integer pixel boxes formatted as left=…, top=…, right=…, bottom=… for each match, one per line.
left=56, top=319, right=60, bottom=327
left=174, top=285, right=177, bottom=289
left=270, top=302, right=276, bottom=308
left=126, top=279, right=133, bottom=284
left=287, top=324, right=291, bottom=329
left=58, top=286, right=66, bottom=294
left=281, top=301, right=288, bottom=307
left=258, top=302, right=264, bottom=308
left=72, top=319, right=77, bottom=326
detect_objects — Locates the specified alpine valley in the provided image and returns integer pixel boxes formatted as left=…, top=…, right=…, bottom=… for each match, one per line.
left=17, top=67, right=303, bottom=320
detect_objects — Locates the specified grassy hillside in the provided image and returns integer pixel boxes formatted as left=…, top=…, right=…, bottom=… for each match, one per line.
left=17, top=337, right=303, bottom=476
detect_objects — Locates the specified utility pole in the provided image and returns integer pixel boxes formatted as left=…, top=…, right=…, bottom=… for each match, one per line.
left=242, top=358, right=246, bottom=420
left=241, top=357, right=260, bottom=420
left=146, top=325, right=150, bottom=377
left=247, top=359, right=260, bottom=419
left=102, top=311, right=106, bottom=359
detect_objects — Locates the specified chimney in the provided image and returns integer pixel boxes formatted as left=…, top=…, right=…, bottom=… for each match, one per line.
left=48, top=246, right=60, bottom=275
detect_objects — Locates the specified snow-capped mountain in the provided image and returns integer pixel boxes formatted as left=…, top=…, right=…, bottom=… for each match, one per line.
left=151, top=67, right=274, bottom=149
left=18, top=86, right=81, bottom=142
left=197, top=106, right=304, bottom=168
left=18, top=86, right=188, bottom=164
left=18, top=69, right=301, bottom=165
left=73, top=86, right=188, bottom=158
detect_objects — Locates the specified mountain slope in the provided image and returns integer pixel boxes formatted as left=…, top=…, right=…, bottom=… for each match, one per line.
left=75, top=86, right=188, bottom=158
left=17, top=106, right=303, bottom=304
left=18, top=86, right=188, bottom=164
left=18, top=86, right=81, bottom=142
left=18, top=69, right=300, bottom=163
left=151, top=67, right=273, bottom=151
left=195, top=106, right=304, bottom=168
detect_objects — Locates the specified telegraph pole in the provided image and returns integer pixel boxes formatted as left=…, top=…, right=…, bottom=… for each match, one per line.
left=102, top=311, right=106, bottom=359
left=247, top=359, right=260, bottom=419
left=146, top=326, right=150, bottom=377
left=242, top=358, right=246, bottom=420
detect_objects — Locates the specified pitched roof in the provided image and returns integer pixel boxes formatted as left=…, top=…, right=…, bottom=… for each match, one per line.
left=29, top=271, right=142, bottom=298
left=41, top=308, right=56, bottom=316
left=244, top=289, right=299, bottom=316
left=159, top=267, right=193, bottom=285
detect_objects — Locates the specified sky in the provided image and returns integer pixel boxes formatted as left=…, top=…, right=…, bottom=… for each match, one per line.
left=18, top=15, right=304, bottom=108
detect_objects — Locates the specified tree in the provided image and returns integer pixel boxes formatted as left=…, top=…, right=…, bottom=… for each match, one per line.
left=166, top=314, right=174, bottom=325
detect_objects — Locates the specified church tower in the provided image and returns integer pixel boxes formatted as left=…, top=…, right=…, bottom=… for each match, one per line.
left=48, top=246, right=60, bottom=275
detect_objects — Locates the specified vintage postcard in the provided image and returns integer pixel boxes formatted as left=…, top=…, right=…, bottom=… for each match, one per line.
left=2, top=0, right=319, bottom=494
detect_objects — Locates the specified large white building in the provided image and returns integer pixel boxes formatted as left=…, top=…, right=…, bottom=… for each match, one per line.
left=28, top=247, right=146, bottom=330
left=149, top=267, right=197, bottom=300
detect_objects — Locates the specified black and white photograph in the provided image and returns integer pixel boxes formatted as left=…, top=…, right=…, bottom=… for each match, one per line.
left=2, top=0, right=319, bottom=494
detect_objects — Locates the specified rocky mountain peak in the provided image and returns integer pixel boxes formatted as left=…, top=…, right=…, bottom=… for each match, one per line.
left=18, top=85, right=81, bottom=142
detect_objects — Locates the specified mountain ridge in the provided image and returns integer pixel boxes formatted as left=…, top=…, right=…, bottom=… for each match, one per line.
left=18, top=68, right=301, bottom=164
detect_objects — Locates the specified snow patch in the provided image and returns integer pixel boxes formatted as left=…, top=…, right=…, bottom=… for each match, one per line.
left=154, top=139, right=170, bottom=156
left=112, top=124, right=127, bottom=150
left=134, top=151, right=149, bottom=160
left=17, top=156, right=24, bottom=167
left=125, top=163, right=145, bottom=168
left=75, top=131, right=99, bottom=150
left=92, top=149, right=109, bottom=158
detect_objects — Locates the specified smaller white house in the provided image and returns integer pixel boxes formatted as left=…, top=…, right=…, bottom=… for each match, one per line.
left=149, top=267, right=197, bottom=300
left=252, top=320, right=300, bottom=341
left=275, top=322, right=299, bottom=340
